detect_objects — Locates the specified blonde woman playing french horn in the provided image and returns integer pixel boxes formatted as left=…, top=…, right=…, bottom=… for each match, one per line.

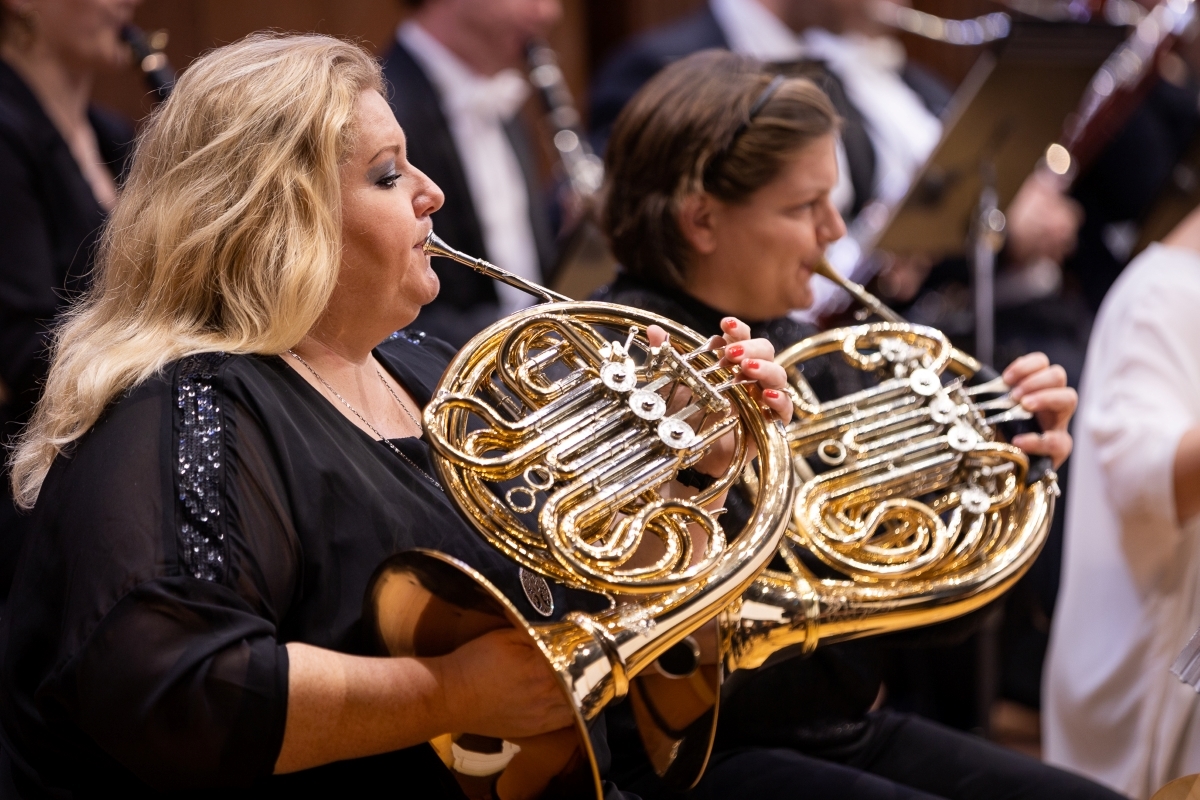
left=0, top=34, right=794, bottom=798
left=595, top=50, right=1117, bottom=800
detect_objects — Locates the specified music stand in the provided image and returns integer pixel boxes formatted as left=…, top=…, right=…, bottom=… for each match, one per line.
left=869, top=20, right=1125, bottom=364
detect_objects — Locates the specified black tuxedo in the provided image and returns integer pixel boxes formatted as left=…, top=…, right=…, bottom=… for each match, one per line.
left=588, top=5, right=727, bottom=153
left=381, top=41, right=556, bottom=347
left=588, top=3, right=953, bottom=217
left=0, top=59, right=132, bottom=608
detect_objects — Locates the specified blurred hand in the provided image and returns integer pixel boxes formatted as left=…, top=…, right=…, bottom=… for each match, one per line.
left=876, top=253, right=935, bottom=304
left=438, top=628, right=573, bottom=739
left=1001, top=352, right=1077, bottom=469
left=1005, top=172, right=1083, bottom=266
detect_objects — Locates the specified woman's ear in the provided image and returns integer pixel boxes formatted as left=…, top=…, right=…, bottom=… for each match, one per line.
left=676, top=192, right=719, bottom=256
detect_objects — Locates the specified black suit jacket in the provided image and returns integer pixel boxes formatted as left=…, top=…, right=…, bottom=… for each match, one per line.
left=381, top=41, right=556, bottom=347
left=0, top=58, right=133, bottom=603
left=588, top=5, right=727, bottom=153
left=588, top=3, right=954, bottom=216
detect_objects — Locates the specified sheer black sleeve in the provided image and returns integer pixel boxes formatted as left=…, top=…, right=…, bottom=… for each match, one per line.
left=2, top=354, right=299, bottom=791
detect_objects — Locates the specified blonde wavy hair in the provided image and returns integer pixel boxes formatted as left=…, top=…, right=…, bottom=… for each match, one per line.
left=10, top=33, right=383, bottom=507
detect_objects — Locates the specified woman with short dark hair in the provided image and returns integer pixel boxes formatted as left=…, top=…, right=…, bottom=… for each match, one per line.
left=596, top=49, right=1110, bottom=800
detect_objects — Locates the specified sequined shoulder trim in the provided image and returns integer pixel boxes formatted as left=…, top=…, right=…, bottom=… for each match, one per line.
left=389, top=328, right=427, bottom=345
left=174, top=352, right=230, bottom=581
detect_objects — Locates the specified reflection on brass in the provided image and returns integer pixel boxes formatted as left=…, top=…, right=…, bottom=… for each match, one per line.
left=1150, top=773, right=1200, bottom=800
left=365, top=235, right=794, bottom=798
left=723, top=258, right=1058, bottom=675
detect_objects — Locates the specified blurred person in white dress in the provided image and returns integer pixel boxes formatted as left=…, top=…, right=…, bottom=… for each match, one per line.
left=1043, top=203, right=1200, bottom=798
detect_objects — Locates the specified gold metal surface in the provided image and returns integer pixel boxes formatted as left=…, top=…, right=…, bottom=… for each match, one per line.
left=366, top=234, right=794, bottom=798
left=723, top=259, right=1058, bottom=672
left=1152, top=774, right=1200, bottom=800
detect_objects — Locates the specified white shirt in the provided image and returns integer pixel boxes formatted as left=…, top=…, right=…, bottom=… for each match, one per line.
left=398, top=22, right=541, bottom=317
left=710, top=0, right=807, bottom=62
left=1043, top=243, right=1200, bottom=798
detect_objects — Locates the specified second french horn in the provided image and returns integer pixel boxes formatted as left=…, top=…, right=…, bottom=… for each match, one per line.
left=726, top=260, right=1058, bottom=668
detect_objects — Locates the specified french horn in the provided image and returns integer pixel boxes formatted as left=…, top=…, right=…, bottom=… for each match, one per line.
left=365, top=234, right=794, bottom=800
left=724, top=260, right=1059, bottom=668
left=618, top=261, right=1059, bottom=783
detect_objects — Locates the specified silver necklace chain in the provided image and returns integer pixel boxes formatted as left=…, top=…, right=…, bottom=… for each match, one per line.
left=286, top=349, right=443, bottom=491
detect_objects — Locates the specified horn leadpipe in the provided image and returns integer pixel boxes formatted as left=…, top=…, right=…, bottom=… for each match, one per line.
left=812, top=258, right=907, bottom=324
left=423, top=231, right=570, bottom=305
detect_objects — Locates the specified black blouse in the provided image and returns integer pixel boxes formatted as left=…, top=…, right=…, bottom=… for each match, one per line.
left=0, top=58, right=134, bottom=602
left=0, top=332, right=619, bottom=798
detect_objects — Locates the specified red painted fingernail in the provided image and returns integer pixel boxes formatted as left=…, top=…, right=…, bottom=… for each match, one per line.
left=727, top=344, right=744, bottom=357
left=764, top=389, right=780, bottom=399
left=745, top=359, right=760, bottom=369
left=722, top=317, right=737, bottom=329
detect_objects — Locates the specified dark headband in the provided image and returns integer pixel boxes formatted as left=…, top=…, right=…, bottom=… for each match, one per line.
left=703, top=74, right=787, bottom=186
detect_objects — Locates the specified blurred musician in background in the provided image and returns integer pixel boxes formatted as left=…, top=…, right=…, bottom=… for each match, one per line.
left=1063, top=9, right=1200, bottom=314
left=589, top=0, right=1081, bottom=326
left=381, top=0, right=560, bottom=348
left=0, top=0, right=138, bottom=611
left=590, top=0, right=882, bottom=223
left=593, top=51, right=1119, bottom=800
left=1043, top=201, right=1200, bottom=798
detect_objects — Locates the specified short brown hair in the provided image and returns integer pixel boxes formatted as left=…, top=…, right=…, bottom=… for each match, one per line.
left=603, top=50, right=840, bottom=288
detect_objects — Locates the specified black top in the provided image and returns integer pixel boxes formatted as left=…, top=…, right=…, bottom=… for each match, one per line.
left=0, top=333, right=622, bottom=798
left=593, top=274, right=982, bottom=787
left=380, top=41, right=557, bottom=349
left=0, top=58, right=133, bottom=601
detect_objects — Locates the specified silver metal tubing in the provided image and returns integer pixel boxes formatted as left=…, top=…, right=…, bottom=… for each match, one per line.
left=422, top=231, right=571, bottom=305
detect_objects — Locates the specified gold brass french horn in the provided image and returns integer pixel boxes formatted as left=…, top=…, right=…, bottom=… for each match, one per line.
left=617, top=262, right=1059, bottom=782
left=724, top=261, right=1059, bottom=668
left=365, top=234, right=794, bottom=800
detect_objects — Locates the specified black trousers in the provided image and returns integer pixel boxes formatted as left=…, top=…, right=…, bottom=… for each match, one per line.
left=656, top=712, right=1127, bottom=800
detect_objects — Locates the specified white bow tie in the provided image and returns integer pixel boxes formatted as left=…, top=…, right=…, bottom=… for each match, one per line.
left=443, top=68, right=530, bottom=123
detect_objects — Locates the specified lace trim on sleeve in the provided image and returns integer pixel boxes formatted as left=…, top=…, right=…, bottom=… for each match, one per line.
left=174, top=352, right=231, bottom=581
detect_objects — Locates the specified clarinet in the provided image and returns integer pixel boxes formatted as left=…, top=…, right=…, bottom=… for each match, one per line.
left=526, top=40, right=603, bottom=205
left=121, top=24, right=175, bottom=102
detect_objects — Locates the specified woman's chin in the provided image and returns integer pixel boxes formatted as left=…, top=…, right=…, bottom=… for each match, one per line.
left=786, top=287, right=814, bottom=314
left=414, top=268, right=441, bottom=307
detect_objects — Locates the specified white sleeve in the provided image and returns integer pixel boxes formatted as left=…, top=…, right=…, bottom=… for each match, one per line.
left=1085, top=254, right=1200, bottom=587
